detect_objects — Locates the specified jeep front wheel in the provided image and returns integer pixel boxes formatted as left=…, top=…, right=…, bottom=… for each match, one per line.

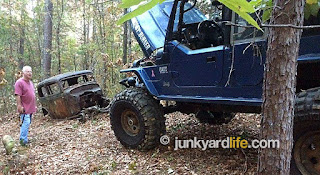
left=110, top=88, right=165, bottom=151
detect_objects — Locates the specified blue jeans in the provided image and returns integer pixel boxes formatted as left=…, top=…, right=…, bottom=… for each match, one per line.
left=20, top=114, right=32, bottom=144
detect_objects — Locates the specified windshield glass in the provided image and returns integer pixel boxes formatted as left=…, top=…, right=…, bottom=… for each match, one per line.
left=167, top=1, right=207, bottom=31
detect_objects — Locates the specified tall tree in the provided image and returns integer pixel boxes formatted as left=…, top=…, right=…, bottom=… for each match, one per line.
left=56, top=0, right=64, bottom=74
left=18, top=2, right=26, bottom=70
left=258, top=0, right=305, bottom=174
left=42, top=0, right=53, bottom=79
left=82, top=0, right=89, bottom=70
left=122, top=8, right=128, bottom=65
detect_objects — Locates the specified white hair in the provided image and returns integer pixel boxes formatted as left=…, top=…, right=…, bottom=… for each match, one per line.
left=22, top=66, right=32, bottom=73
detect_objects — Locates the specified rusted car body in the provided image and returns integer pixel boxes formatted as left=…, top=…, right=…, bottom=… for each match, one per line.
left=37, top=70, right=109, bottom=119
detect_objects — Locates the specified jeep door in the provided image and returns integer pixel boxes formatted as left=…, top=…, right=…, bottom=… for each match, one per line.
left=231, top=13, right=267, bottom=87
left=169, top=43, right=225, bottom=88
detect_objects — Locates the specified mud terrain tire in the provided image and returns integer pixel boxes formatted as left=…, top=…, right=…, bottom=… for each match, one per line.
left=110, top=88, right=165, bottom=151
left=291, top=87, right=320, bottom=175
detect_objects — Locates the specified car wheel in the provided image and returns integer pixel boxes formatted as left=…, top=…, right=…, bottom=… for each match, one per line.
left=291, top=88, right=320, bottom=175
left=110, top=88, right=166, bottom=151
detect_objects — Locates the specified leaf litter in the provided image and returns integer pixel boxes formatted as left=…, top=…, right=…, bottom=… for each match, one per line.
left=0, top=112, right=261, bottom=174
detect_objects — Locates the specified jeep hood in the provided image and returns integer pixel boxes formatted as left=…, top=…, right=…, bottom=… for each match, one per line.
left=130, top=0, right=207, bottom=57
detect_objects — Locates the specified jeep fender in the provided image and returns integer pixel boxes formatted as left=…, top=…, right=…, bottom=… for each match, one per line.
left=120, top=68, right=159, bottom=97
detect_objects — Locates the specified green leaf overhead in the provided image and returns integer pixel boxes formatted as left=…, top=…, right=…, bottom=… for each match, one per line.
left=117, top=0, right=165, bottom=25
left=218, top=0, right=262, bottom=30
left=261, top=0, right=272, bottom=22
left=249, top=0, right=263, bottom=8
left=218, top=0, right=255, bottom=13
left=119, top=0, right=145, bottom=8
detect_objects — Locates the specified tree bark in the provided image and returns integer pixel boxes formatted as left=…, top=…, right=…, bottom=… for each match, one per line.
left=82, top=0, right=89, bottom=70
left=122, top=8, right=128, bottom=65
left=42, top=0, right=53, bottom=79
left=128, top=20, right=132, bottom=63
left=258, top=0, right=305, bottom=174
left=56, top=0, right=64, bottom=74
left=18, top=14, right=25, bottom=70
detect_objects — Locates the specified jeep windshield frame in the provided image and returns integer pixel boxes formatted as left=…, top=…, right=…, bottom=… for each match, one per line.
left=162, top=0, right=232, bottom=63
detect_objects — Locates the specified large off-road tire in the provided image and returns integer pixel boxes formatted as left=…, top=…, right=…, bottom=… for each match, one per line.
left=195, top=110, right=235, bottom=125
left=110, top=88, right=166, bottom=151
left=291, top=87, right=320, bottom=175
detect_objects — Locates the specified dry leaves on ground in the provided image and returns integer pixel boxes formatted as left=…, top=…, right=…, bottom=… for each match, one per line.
left=0, top=112, right=261, bottom=174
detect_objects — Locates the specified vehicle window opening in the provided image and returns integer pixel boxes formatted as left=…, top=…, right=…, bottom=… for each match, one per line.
left=62, top=75, right=91, bottom=89
left=48, top=83, right=60, bottom=95
left=173, top=0, right=224, bottom=50
left=38, top=86, right=48, bottom=97
left=233, top=13, right=264, bottom=41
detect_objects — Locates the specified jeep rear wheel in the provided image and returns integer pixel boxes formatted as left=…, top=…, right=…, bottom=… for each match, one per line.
left=110, top=88, right=165, bottom=151
left=291, top=88, right=320, bottom=175
left=195, top=110, right=235, bottom=125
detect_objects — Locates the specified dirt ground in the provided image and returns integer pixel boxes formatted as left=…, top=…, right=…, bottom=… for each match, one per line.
left=0, top=112, right=261, bottom=174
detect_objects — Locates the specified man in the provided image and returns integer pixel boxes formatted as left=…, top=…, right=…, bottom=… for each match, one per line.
left=14, top=66, right=36, bottom=146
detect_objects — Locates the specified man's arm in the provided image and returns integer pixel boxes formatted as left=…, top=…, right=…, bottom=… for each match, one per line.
left=16, top=95, right=24, bottom=114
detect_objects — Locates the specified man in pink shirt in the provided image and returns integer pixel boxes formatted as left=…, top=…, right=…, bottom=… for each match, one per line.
left=14, top=66, right=36, bottom=146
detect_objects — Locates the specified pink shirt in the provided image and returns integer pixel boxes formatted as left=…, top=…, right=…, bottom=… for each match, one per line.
left=14, top=78, right=36, bottom=114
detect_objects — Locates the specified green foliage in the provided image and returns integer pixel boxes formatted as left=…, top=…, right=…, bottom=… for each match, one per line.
left=218, top=0, right=262, bottom=30
left=305, top=0, right=320, bottom=19
left=119, top=0, right=145, bottom=8
left=117, top=0, right=165, bottom=25
left=118, top=0, right=261, bottom=29
left=0, top=0, right=142, bottom=115
left=261, top=0, right=320, bottom=21
left=261, top=0, right=272, bottom=22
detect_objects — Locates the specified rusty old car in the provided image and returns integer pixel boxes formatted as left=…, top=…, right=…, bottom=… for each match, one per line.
left=37, top=70, right=109, bottom=120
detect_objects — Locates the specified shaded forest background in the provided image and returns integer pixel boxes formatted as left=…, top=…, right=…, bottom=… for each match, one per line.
left=0, top=0, right=143, bottom=115
left=0, top=0, right=215, bottom=115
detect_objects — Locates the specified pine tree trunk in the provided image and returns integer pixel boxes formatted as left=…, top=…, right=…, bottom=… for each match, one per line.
left=18, top=4, right=26, bottom=70
left=82, top=0, right=89, bottom=70
left=42, top=0, right=53, bottom=79
left=122, top=8, right=128, bottom=65
left=128, top=22, right=132, bottom=63
left=258, top=0, right=305, bottom=174
left=56, top=0, right=64, bottom=74
left=18, top=23, right=25, bottom=70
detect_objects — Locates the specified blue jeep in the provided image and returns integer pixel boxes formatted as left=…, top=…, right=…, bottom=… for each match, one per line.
left=110, top=0, right=320, bottom=174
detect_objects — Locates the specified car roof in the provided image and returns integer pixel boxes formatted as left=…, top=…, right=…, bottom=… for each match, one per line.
left=37, top=70, right=93, bottom=87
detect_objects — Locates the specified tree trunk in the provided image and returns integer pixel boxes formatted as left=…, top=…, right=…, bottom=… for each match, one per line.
left=128, top=21, right=132, bottom=63
left=18, top=4, right=26, bottom=70
left=56, top=0, right=64, bottom=74
left=122, top=8, right=128, bottom=65
left=42, top=0, right=53, bottom=79
left=258, top=0, right=305, bottom=174
left=82, top=0, right=89, bottom=70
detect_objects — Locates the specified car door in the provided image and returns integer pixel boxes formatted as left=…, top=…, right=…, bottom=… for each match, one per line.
left=169, top=42, right=225, bottom=87
left=231, top=13, right=267, bottom=87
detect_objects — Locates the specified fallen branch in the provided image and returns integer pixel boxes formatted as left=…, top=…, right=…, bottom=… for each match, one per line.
left=224, top=21, right=320, bottom=29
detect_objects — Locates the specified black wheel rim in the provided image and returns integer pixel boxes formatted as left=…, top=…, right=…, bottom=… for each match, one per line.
left=120, top=109, right=140, bottom=136
left=294, top=130, right=320, bottom=175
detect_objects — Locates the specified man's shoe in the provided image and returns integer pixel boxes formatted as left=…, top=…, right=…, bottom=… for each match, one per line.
left=20, top=140, right=28, bottom=147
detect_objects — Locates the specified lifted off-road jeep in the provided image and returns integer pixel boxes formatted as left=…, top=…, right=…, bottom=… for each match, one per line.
left=110, top=0, right=320, bottom=174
